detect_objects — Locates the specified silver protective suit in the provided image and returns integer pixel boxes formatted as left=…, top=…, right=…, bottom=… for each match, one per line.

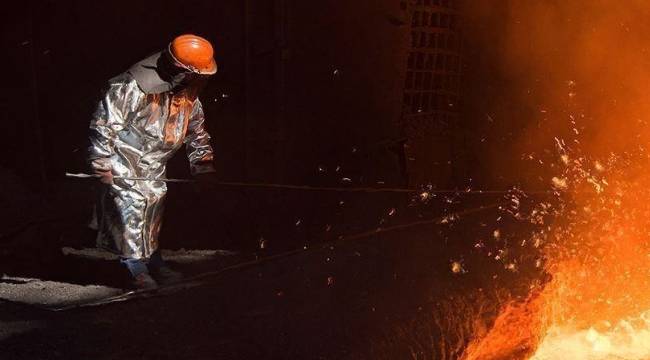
left=88, top=56, right=215, bottom=260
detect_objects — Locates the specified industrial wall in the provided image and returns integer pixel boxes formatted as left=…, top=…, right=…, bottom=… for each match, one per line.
left=244, top=0, right=410, bottom=186
left=400, top=0, right=466, bottom=187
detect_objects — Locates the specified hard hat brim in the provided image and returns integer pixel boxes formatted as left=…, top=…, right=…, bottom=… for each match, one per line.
left=167, top=43, right=218, bottom=75
left=198, top=58, right=218, bottom=75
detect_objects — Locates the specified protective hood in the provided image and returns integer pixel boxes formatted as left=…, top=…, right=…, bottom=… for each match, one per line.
left=126, top=52, right=170, bottom=94
left=126, top=51, right=197, bottom=95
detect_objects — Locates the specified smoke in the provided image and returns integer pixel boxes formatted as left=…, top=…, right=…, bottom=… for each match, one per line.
left=461, top=0, right=650, bottom=187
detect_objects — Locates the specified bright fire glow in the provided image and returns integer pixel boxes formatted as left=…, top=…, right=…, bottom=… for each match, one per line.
left=457, top=1, right=650, bottom=358
left=463, top=148, right=650, bottom=360
left=531, top=311, right=650, bottom=360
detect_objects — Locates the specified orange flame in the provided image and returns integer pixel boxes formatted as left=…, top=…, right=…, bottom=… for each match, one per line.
left=458, top=1, right=650, bottom=358
left=463, top=150, right=650, bottom=359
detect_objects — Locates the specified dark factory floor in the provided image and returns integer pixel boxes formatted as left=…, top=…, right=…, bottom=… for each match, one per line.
left=0, top=196, right=545, bottom=360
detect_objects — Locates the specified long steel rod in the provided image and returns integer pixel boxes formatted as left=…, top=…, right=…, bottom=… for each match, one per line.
left=65, top=172, right=554, bottom=194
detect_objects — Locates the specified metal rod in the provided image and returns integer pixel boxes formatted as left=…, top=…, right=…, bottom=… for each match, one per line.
left=65, top=172, right=554, bottom=194
left=65, top=172, right=194, bottom=183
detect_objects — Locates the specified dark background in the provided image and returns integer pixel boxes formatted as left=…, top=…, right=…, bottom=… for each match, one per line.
left=1, top=0, right=493, bottom=253
left=1, top=0, right=412, bottom=184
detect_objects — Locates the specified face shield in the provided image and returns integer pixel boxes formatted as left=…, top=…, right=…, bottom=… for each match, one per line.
left=159, top=50, right=211, bottom=94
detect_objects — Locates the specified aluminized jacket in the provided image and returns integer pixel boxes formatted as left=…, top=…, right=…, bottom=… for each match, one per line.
left=88, top=62, right=215, bottom=260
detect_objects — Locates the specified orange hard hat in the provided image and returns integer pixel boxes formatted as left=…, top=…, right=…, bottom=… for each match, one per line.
left=169, top=34, right=217, bottom=75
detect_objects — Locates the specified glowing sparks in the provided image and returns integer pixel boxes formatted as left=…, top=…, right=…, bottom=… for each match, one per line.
left=463, top=146, right=650, bottom=360
left=551, top=176, right=568, bottom=190
left=440, top=213, right=459, bottom=225
left=455, top=2, right=650, bottom=358
left=561, top=154, right=570, bottom=165
left=451, top=261, right=465, bottom=274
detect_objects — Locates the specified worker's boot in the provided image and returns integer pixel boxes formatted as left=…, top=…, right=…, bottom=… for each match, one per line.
left=150, top=265, right=183, bottom=285
left=148, top=250, right=183, bottom=285
left=122, top=257, right=158, bottom=290
left=132, top=272, right=159, bottom=290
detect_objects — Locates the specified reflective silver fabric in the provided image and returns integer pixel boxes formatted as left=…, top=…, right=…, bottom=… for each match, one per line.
left=88, top=74, right=214, bottom=259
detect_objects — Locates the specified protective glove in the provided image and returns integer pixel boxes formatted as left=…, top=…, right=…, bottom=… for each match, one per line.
left=94, top=169, right=114, bottom=185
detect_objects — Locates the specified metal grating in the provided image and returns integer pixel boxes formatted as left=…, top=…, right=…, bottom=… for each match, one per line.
left=401, top=0, right=462, bottom=139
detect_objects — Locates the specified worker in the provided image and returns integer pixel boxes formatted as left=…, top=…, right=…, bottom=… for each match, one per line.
left=87, top=34, right=218, bottom=289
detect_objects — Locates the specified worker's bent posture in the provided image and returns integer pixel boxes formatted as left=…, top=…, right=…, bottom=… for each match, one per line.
left=88, top=34, right=218, bottom=289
